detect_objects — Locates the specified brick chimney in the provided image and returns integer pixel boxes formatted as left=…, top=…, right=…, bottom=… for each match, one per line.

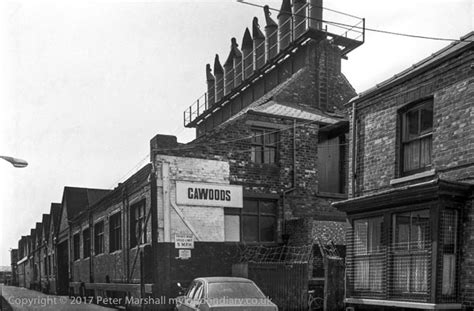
left=214, top=54, right=224, bottom=102
left=232, top=38, right=243, bottom=88
left=223, top=39, right=236, bottom=95
left=241, top=28, right=253, bottom=80
left=252, top=17, right=265, bottom=70
left=277, top=0, right=292, bottom=52
left=263, top=5, right=278, bottom=62
left=206, top=64, right=215, bottom=107
left=309, top=0, right=323, bottom=30
left=293, top=0, right=307, bottom=38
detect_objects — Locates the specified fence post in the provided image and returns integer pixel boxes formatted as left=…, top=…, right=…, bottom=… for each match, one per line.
left=324, top=257, right=345, bottom=311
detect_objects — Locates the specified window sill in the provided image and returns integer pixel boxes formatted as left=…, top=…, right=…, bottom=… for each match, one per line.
left=345, top=298, right=461, bottom=310
left=317, top=192, right=347, bottom=199
left=390, top=169, right=436, bottom=186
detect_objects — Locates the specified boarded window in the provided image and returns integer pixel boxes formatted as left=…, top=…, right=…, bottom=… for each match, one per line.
left=73, top=233, right=80, bottom=260
left=83, top=228, right=91, bottom=258
left=109, top=212, right=122, bottom=252
left=318, top=133, right=345, bottom=193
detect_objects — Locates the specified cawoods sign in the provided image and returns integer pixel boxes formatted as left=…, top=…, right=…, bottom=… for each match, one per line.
left=176, top=182, right=243, bottom=208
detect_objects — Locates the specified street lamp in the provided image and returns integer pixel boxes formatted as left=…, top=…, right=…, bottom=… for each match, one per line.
left=0, top=156, right=28, bottom=168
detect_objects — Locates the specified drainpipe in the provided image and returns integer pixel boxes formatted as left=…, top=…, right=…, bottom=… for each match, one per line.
left=282, top=120, right=297, bottom=242
left=351, top=98, right=358, bottom=197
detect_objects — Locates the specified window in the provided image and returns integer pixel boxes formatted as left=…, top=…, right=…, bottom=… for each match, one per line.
left=392, top=210, right=430, bottom=295
left=130, top=201, right=146, bottom=248
left=225, top=199, right=277, bottom=242
left=441, top=209, right=458, bottom=296
left=73, top=233, right=80, bottom=260
left=318, top=132, right=345, bottom=193
left=353, top=217, right=383, bottom=292
left=400, top=100, right=433, bottom=175
left=94, top=221, right=104, bottom=255
left=251, top=128, right=277, bottom=164
left=83, top=228, right=91, bottom=258
left=109, top=212, right=122, bottom=252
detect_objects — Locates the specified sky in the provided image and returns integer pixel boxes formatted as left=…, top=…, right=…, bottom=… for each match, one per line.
left=0, top=0, right=472, bottom=266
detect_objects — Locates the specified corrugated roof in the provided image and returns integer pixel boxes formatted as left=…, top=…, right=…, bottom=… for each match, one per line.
left=251, top=101, right=343, bottom=124
left=354, top=31, right=474, bottom=102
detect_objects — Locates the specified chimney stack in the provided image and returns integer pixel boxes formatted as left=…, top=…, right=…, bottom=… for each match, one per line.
left=232, top=38, right=243, bottom=88
left=277, top=0, right=292, bottom=51
left=263, top=5, right=278, bottom=62
left=241, top=28, right=253, bottom=80
left=213, top=55, right=224, bottom=102
left=252, top=17, right=266, bottom=70
left=206, top=64, right=215, bottom=107
left=293, top=0, right=307, bottom=38
left=308, top=0, right=323, bottom=30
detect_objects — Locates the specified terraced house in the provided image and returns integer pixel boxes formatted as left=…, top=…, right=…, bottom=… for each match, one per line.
left=334, top=32, right=473, bottom=310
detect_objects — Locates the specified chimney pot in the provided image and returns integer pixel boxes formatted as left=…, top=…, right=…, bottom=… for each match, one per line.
left=214, top=54, right=224, bottom=102
left=278, top=0, right=293, bottom=51
left=242, top=28, right=253, bottom=79
left=263, top=5, right=278, bottom=62
left=252, top=17, right=266, bottom=70
left=206, top=64, right=215, bottom=107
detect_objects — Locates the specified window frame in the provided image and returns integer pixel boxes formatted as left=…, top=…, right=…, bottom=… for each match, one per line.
left=225, top=198, right=277, bottom=243
left=94, top=221, right=104, bottom=255
left=399, top=99, right=433, bottom=176
left=73, top=233, right=80, bottom=261
left=83, top=228, right=91, bottom=259
left=130, top=200, right=147, bottom=248
left=109, top=212, right=122, bottom=253
left=250, top=127, right=278, bottom=164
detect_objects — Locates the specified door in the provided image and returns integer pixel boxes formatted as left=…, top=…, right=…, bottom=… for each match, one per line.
left=56, top=240, right=69, bottom=295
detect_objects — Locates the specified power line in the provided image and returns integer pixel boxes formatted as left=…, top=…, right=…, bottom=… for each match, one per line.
left=237, top=0, right=472, bottom=43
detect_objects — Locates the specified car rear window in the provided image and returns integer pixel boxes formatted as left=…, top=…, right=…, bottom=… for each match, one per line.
left=207, top=282, right=266, bottom=299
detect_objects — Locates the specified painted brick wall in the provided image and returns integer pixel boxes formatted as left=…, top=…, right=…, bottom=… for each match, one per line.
left=154, top=155, right=230, bottom=242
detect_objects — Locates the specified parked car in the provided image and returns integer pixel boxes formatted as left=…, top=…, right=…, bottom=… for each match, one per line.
left=175, top=277, right=278, bottom=311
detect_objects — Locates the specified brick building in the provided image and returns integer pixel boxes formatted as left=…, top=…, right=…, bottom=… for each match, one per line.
left=11, top=0, right=366, bottom=309
left=334, top=32, right=474, bottom=310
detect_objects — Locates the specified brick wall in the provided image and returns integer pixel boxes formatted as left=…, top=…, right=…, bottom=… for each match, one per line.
left=349, top=48, right=473, bottom=196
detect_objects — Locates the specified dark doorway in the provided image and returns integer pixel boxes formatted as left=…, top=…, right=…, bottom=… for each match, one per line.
left=57, top=240, right=69, bottom=295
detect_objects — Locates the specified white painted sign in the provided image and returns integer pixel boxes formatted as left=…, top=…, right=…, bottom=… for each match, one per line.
left=175, top=234, right=194, bottom=249
left=176, top=182, right=243, bottom=208
left=178, top=249, right=191, bottom=260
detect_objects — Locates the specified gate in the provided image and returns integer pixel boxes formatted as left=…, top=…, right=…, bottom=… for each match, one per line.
left=248, top=262, right=308, bottom=311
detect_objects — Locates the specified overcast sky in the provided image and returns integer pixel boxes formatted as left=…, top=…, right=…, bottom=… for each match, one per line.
left=0, top=0, right=472, bottom=266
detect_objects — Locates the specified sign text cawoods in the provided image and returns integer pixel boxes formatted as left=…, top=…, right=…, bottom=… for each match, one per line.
left=176, top=182, right=243, bottom=208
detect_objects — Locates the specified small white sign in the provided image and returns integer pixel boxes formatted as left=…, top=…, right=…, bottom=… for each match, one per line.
left=178, top=249, right=191, bottom=260
left=176, top=182, right=243, bottom=208
left=175, top=234, right=194, bottom=249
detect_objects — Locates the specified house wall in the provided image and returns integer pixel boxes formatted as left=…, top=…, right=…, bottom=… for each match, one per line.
left=346, top=45, right=473, bottom=307
left=348, top=48, right=473, bottom=197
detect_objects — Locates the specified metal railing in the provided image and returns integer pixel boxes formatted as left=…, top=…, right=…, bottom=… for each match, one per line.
left=184, top=3, right=364, bottom=127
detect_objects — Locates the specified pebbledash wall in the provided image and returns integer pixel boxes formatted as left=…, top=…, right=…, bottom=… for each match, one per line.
left=334, top=32, right=473, bottom=310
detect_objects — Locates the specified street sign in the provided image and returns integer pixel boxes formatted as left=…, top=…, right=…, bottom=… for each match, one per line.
left=178, top=249, right=191, bottom=260
left=174, top=234, right=194, bottom=249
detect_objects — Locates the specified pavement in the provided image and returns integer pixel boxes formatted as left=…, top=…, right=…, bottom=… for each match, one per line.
left=0, top=285, right=117, bottom=311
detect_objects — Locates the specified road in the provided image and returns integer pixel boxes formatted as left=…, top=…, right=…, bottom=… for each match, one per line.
left=0, top=285, right=117, bottom=310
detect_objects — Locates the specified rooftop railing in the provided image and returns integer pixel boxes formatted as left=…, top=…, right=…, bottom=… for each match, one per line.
left=184, top=3, right=364, bottom=127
